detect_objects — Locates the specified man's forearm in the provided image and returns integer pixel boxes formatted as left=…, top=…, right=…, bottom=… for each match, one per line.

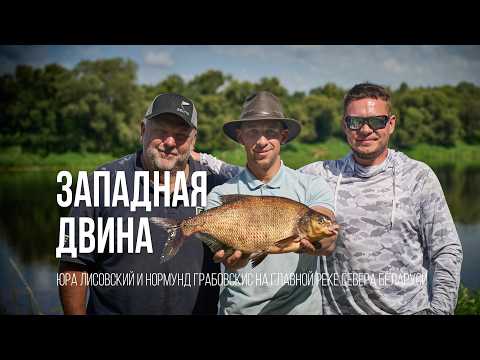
left=58, top=263, right=88, bottom=315
left=421, top=170, right=463, bottom=314
left=426, top=216, right=463, bottom=314
left=430, top=246, right=463, bottom=314
left=199, top=153, right=243, bottom=179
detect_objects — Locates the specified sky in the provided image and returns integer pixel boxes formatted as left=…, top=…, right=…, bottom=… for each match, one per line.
left=1, top=45, right=479, bottom=92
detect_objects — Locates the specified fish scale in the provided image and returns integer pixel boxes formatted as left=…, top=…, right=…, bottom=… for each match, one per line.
left=184, top=196, right=309, bottom=252
left=150, top=195, right=337, bottom=264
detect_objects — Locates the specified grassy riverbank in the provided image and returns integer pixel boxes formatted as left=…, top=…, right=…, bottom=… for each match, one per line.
left=1, top=140, right=479, bottom=172
left=455, top=285, right=480, bottom=314
left=213, top=139, right=480, bottom=170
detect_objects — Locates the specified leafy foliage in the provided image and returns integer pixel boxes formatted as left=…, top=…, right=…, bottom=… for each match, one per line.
left=1, top=59, right=479, bottom=154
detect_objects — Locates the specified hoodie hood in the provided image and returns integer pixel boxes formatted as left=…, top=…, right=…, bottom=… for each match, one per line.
left=342, top=149, right=396, bottom=178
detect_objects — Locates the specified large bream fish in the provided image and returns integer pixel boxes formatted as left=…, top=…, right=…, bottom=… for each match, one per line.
left=150, top=195, right=338, bottom=267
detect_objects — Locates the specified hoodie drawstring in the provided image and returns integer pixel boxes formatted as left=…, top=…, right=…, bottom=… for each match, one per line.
left=390, top=163, right=396, bottom=230
left=333, top=160, right=348, bottom=213
left=334, top=155, right=397, bottom=231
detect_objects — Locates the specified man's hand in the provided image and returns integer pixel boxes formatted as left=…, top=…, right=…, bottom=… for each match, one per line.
left=298, top=232, right=338, bottom=256
left=298, top=205, right=339, bottom=256
left=213, top=249, right=250, bottom=271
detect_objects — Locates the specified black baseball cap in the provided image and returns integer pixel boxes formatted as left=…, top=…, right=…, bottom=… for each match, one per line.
left=144, top=93, right=198, bottom=128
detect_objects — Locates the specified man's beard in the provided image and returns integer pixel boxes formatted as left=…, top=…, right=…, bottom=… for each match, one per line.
left=146, top=148, right=190, bottom=174
left=352, top=143, right=387, bottom=160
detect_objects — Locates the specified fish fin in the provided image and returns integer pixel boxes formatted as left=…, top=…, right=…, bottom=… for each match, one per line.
left=250, top=252, right=268, bottom=268
left=219, top=194, right=249, bottom=205
left=194, top=233, right=224, bottom=254
left=149, top=217, right=184, bottom=263
left=274, top=235, right=299, bottom=248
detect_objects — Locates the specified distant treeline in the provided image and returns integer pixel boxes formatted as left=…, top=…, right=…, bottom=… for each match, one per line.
left=1, top=58, right=480, bottom=155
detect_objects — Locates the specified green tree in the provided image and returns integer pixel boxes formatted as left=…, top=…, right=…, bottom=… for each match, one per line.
left=393, top=107, right=431, bottom=148
left=2, top=61, right=480, bottom=155
left=58, top=58, right=143, bottom=153
left=187, top=70, right=229, bottom=97
left=297, top=95, right=342, bottom=142
left=460, top=99, right=480, bottom=144
left=435, top=108, right=463, bottom=146
left=254, top=77, right=289, bottom=99
left=223, top=79, right=255, bottom=109
left=310, top=82, right=345, bottom=100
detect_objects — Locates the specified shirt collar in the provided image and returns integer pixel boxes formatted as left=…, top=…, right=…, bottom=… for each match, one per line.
left=344, top=148, right=396, bottom=178
left=243, top=160, right=285, bottom=190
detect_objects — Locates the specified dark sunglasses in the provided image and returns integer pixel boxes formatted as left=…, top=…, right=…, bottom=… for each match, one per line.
left=344, top=115, right=390, bottom=130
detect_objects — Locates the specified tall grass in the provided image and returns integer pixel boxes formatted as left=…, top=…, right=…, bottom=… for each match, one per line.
left=1, top=140, right=479, bottom=171
left=0, top=147, right=116, bottom=172
left=403, top=142, right=480, bottom=169
left=212, top=139, right=480, bottom=170
left=455, top=284, right=480, bottom=315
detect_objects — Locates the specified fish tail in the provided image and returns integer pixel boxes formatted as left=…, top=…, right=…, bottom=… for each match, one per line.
left=149, top=217, right=186, bottom=263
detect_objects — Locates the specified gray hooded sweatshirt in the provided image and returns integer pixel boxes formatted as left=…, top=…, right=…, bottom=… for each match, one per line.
left=199, top=150, right=463, bottom=314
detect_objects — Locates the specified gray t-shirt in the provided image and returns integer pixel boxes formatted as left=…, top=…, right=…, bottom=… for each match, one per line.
left=207, top=162, right=334, bottom=315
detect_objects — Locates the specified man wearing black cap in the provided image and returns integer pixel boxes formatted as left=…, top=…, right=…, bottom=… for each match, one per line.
left=58, top=93, right=229, bottom=314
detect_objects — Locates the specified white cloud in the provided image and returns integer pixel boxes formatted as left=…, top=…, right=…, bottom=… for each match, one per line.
left=210, top=45, right=272, bottom=61
left=144, top=51, right=174, bottom=67
left=383, top=58, right=405, bottom=74
left=2, top=45, right=480, bottom=92
left=181, top=73, right=195, bottom=82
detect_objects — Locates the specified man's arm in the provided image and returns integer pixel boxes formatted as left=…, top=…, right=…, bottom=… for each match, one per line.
left=191, top=151, right=243, bottom=180
left=420, top=168, right=463, bottom=314
left=58, top=262, right=88, bottom=315
left=58, top=173, right=98, bottom=315
left=297, top=174, right=338, bottom=255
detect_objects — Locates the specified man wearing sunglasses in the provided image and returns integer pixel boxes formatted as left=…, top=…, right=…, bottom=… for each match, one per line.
left=195, top=83, right=463, bottom=315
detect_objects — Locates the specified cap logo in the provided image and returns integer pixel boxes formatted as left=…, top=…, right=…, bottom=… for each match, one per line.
left=176, top=100, right=190, bottom=116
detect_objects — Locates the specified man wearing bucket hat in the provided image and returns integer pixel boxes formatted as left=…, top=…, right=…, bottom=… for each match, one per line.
left=206, top=91, right=338, bottom=314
